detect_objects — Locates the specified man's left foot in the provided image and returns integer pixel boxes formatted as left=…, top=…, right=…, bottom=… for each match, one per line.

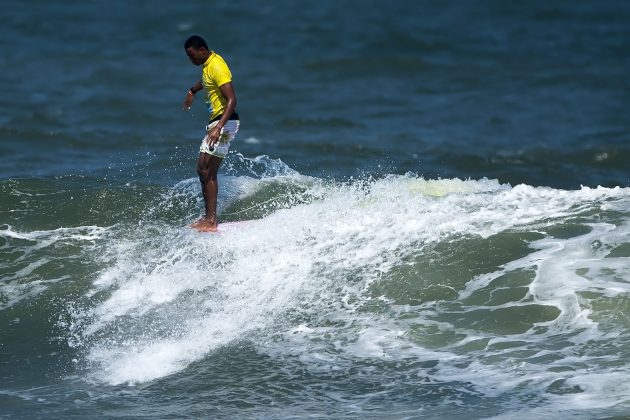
left=190, top=218, right=218, bottom=232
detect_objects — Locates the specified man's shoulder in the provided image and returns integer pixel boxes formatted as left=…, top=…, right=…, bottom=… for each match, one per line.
left=204, top=53, right=226, bottom=69
left=208, top=54, right=232, bottom=76
left=213, top=53, right=230, bottom=67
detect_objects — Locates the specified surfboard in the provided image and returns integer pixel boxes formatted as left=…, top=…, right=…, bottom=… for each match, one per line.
left=217, top=221, right=250, bottom=231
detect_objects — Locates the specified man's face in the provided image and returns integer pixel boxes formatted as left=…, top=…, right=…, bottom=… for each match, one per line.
left=185, top=46, right=207, bottom=66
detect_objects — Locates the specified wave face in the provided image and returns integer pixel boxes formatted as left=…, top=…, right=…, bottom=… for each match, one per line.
left=4, top=155, right=629, bottom=418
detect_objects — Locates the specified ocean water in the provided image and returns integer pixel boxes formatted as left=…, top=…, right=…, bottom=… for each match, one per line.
left=1, top=0, right=630, bottom=418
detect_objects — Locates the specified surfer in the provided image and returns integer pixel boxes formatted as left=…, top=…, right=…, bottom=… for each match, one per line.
left=182, top=35, right=240, bottom=232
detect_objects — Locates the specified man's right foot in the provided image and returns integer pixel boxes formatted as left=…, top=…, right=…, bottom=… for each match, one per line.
left=190, top=218, right=218, bottom=232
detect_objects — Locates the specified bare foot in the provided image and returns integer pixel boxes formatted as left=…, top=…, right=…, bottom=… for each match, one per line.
left=190, top=218, right=218, bottom=232
left=196, top=224, right=218, bottom=233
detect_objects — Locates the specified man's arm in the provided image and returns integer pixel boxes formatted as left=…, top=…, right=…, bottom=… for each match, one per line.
left=183, top=80, right=203, bottom=110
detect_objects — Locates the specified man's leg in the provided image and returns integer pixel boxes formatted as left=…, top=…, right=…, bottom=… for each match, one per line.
left=194, top=152, right=223, bottom=231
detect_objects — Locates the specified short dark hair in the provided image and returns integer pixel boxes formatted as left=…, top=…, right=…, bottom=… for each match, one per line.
left=184, top=35, right=208, bottom=50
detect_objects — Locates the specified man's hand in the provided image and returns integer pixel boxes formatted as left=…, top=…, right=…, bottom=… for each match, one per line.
left=207, top=125, right=222, bottom=147
left=183, top=91, right=195, bottom=110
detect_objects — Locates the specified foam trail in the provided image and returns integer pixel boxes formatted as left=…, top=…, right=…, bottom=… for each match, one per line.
left=71, top=174, right=630, bottom=389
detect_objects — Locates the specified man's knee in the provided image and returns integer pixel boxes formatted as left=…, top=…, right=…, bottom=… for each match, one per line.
left=197, top=165, right=208, bottom=181
left=197, top=154, right=220, bottom=181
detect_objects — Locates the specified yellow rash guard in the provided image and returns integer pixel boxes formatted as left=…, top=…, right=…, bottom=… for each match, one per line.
left=201, top=52, right=233, bottom=121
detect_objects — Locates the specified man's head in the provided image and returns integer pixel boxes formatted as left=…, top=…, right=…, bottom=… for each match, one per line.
left=185, top=35, right=210, bottom=66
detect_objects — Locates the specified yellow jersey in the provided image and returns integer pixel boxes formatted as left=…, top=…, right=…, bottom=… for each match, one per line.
left=201, top=52, right=233, bottom=120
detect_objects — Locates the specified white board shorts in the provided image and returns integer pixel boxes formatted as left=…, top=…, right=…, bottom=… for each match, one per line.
left=199, top=119, right=240, bottom=158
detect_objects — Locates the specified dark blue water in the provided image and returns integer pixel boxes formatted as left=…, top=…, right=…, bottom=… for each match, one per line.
left=1, top=1, right=630, bottom=418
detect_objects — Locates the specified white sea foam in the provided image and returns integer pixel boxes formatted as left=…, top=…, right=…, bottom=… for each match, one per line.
left=74, top=170, right=630, bottom=406
left=0, top=225, right=108, bottom=243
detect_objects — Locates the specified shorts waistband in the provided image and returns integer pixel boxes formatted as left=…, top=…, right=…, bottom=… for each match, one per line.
left=210, top=112, right=240, bottom=123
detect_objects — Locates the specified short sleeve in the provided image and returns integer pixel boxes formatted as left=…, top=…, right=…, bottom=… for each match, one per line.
left=213, top=61, right=232, bottom=87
